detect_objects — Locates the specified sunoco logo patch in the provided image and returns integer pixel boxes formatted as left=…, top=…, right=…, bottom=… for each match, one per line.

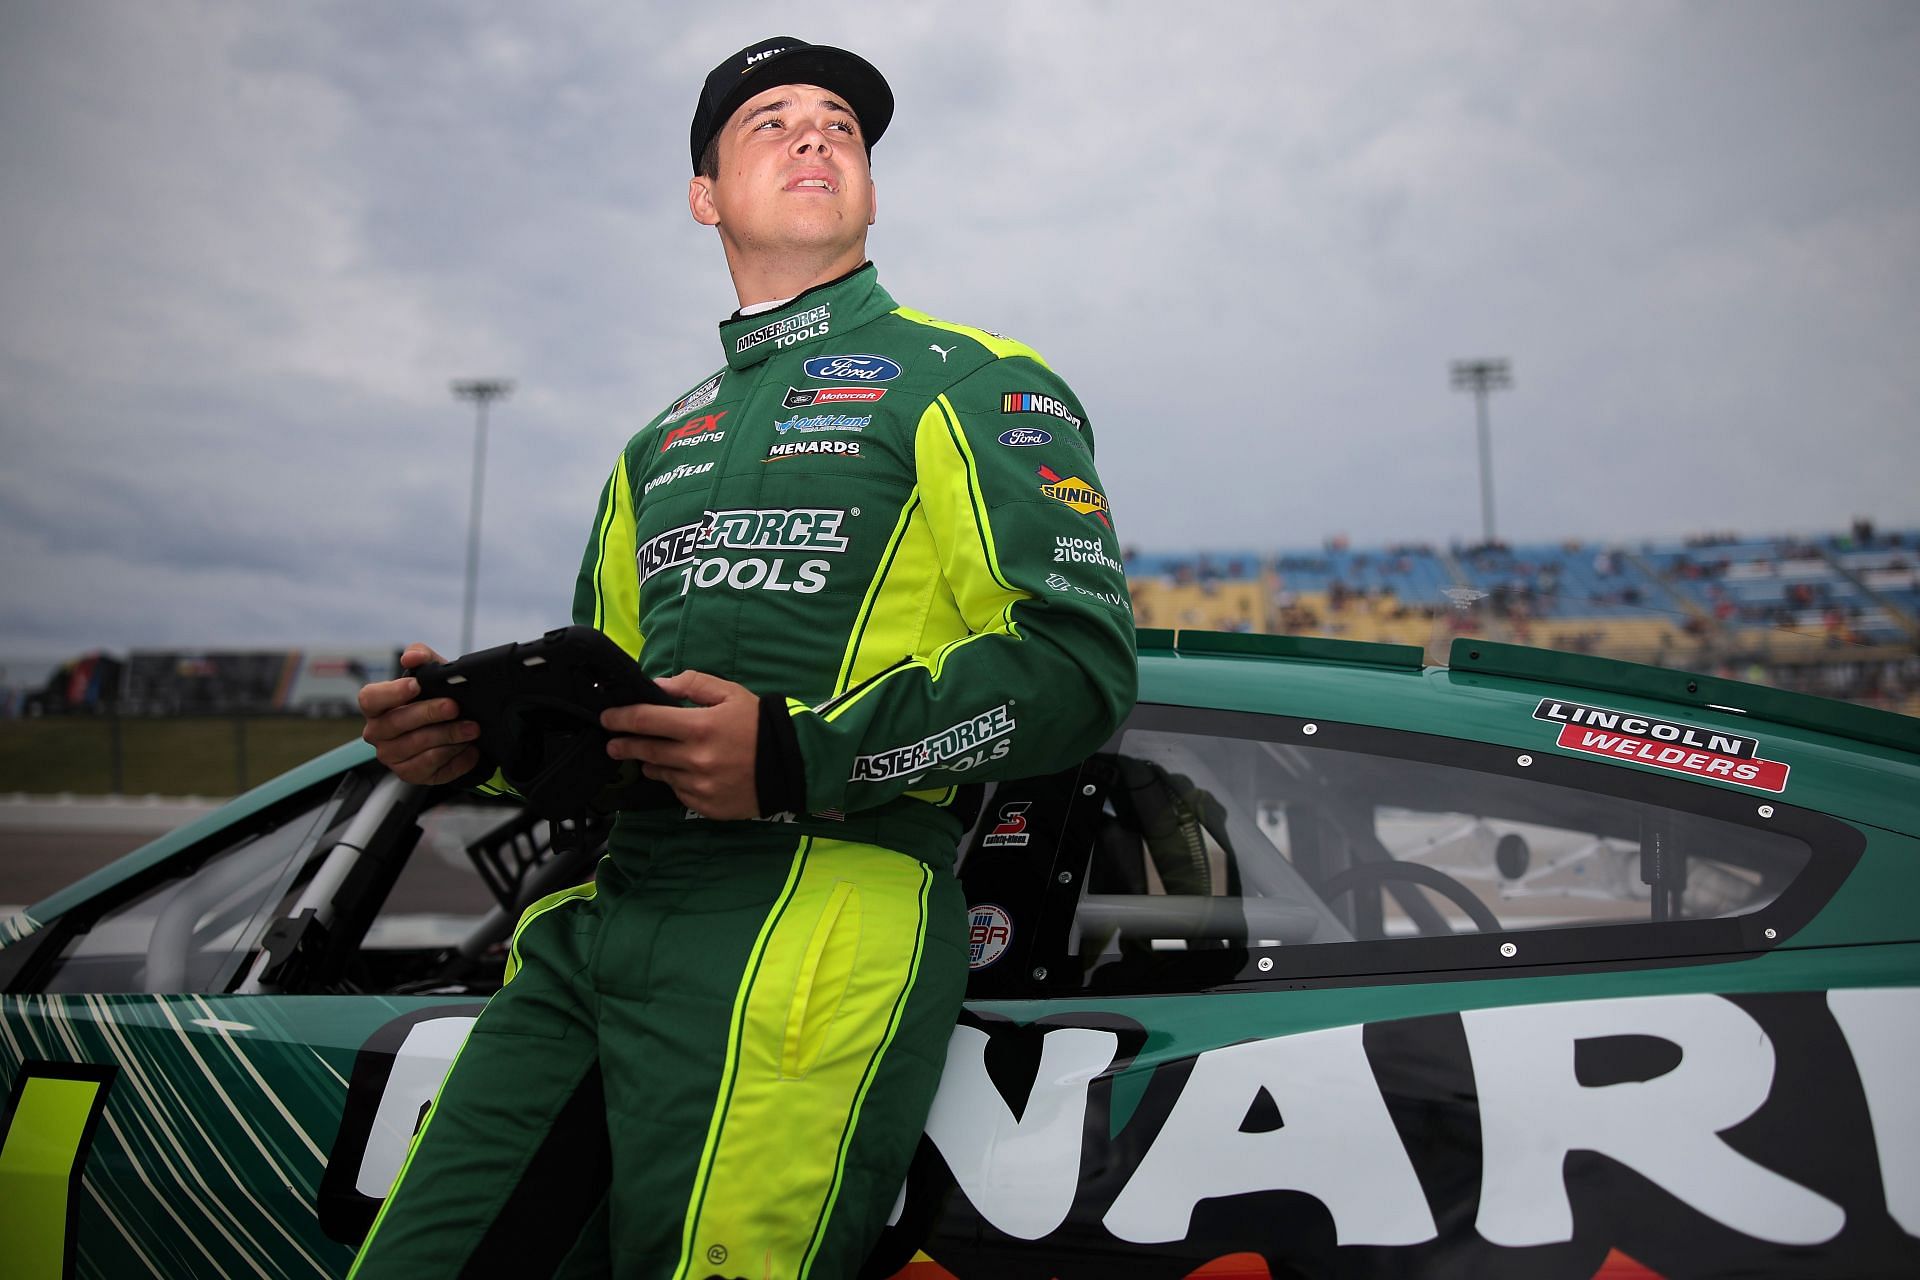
left=1037, top=464, right=1111, bottom=528
left=1532, top=699, right=1790, bottom=793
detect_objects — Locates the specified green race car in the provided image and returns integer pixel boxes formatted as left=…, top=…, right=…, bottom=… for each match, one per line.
left=4, top=633, right=1917, bottom=1279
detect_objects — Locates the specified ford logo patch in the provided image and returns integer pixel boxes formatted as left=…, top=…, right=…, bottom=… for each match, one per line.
left=998, top=427, right=1053, bottom=447
left=802, top=354, right=902, bottom=382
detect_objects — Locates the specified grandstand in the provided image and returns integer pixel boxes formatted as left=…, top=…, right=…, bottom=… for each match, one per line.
left=1125, top=526, right=1920, bottom=717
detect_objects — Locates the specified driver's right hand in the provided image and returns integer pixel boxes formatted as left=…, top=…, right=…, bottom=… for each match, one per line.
left=357, top=642, right=481, bottom=785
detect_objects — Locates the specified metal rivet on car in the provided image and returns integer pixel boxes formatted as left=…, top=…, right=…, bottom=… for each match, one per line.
left=1257, top=956, right=1274, bottom=972
left=1758, top=805, right=1775, bottom=818
left=1303, top=723, right=1318, bottom=735
left=1764, top=928, right=1777, bottom=940
left=1082, top=783, right=1097, bottom=796
left=1031, top=967, right=1048, bottom=981
left=1500, top=942, right=1517, bottom=958
left=1517, top=754, right=1533, bottom=767
left=1056, top=870, right=1073, bottom=884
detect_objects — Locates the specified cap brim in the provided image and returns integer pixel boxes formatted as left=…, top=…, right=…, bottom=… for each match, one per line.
left=709, top=45, right=893, bottom=159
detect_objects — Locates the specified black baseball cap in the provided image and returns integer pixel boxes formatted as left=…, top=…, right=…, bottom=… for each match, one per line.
left=689, top=36, right=893, bottom=174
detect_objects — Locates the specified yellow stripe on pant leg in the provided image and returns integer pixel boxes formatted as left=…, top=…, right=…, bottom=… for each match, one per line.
left=677, top=840, right=932, bottom=1280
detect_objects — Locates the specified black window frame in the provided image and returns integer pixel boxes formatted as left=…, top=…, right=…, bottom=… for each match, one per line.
left=967, top=703, right=1862, bottom=999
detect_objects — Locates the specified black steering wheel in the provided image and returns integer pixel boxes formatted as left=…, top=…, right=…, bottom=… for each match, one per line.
left=1315, top=860, right=1502, bottom=935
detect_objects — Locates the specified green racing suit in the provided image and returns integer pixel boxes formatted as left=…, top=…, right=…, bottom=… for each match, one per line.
left=352, top=263, right=1135, bottom=1278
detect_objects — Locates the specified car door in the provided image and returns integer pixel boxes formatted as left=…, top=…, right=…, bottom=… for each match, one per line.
left=882, top=698, right=1920, bottom=1279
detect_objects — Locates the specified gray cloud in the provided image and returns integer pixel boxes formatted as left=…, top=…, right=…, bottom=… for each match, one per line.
left=1, top=0, right=1916, bottom=655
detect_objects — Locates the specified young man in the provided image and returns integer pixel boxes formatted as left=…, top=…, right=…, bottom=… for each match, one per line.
left=354, top=36, right=1134, bottom=1279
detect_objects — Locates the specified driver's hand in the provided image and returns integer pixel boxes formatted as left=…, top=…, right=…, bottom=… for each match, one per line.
left=358, top=642, right=481, bottom=785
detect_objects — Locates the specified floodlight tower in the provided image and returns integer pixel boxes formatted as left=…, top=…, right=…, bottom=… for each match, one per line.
left=1450, top=358, right=1512, bottom=545
left=451, top=378, right=514, bottom=654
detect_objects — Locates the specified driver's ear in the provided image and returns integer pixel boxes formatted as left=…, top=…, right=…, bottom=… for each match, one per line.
left=689, top=175, right=719, bottom=227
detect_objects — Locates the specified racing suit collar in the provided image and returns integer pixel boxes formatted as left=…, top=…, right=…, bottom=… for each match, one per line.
left=718, top=262, right=896, bottom=371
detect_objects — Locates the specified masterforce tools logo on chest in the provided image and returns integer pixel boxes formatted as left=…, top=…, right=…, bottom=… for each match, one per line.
left=735, top=305, right=831, bottom=355
left=636, top=507, right=852, bottom=597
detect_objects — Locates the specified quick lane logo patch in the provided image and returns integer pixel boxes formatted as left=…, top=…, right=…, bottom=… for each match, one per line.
left=1037, top=464, right=1111, bottom=528
left=734, top=304, right=830, bottom=355
left=1532, top=699, right=1790, bottom=793
left=773, top=413, right=872, bottom=434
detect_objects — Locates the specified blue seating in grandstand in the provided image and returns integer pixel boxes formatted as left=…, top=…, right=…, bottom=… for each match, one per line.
left=1453, top=543, right=1665, bottom=618
left=1643, top=535, right=1910, bottom=644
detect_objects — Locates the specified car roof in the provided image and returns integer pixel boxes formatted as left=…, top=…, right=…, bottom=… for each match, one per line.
left=1136, top=630, right=1920, bottom=835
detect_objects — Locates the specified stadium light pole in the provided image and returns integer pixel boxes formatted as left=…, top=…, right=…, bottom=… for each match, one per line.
left=1450, top=358, right=1512, bottom=545
left=451, top=378, right=514, bottom=654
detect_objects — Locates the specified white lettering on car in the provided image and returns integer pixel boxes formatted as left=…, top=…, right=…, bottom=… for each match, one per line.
left=1104, top=1024, right=1437, bottom=1246
left=1461, top=994, right=1845, bottom=1246
left=355, top=1014, right=477, bottom=1197
left=1827, top=987, right=1920, bottom=1236
left=923, top=1025, right=1119, bottom=1240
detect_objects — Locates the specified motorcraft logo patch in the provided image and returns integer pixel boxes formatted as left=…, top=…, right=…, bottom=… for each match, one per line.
left=802, top=354, right=901, bottom=382
left=765, top=439, right=862, bottom=461
left=784, top=386, right=887, bottom=408
left=1037, top=464, right=1111, bottom=527
left=1002, top=392, right=1083, bottom=429
left=636, top=507, right=850, bottom=583
left=1532, top=699, right=1790, bottom=792
left=734, top=304, right=830, bottom=355
left=662, top=371, right=723, bottom=423
left=851, top=705, right=1017, bottom=782
left=773, top=412, right=872, bottom=434
left=660, top=411, right=727, bottom=453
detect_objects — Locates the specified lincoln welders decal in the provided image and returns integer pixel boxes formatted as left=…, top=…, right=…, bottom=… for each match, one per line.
left=1533, top=698, right=1791, bottom=793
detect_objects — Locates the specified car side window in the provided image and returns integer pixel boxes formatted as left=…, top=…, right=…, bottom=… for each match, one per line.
left=1059, top=705, right=1847, bottom=992
left=36, top=780, right=350, bottom=994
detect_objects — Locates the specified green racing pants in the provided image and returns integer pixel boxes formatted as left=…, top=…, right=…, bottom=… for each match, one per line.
left=349, top=834, right=966, bottom=1279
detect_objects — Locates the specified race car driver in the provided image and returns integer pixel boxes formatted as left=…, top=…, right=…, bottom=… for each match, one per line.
left=353, top=35, right=1135, bottom=1279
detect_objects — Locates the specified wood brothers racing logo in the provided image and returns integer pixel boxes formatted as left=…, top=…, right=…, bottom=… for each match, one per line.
left=636, top=507, right=850, bottom=597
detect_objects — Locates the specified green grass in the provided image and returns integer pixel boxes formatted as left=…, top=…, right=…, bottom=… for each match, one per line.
left=0, top=717, right=362, bottom=796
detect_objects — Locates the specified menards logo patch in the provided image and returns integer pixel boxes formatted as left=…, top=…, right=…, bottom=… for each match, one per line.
left=1532, top=698, right=1790, bottom=793
left=1037, top=465, right=1111, bottom=528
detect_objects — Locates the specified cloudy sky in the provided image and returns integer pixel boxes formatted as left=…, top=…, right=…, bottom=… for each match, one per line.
left=2, top=0, right=1916, bottom=657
